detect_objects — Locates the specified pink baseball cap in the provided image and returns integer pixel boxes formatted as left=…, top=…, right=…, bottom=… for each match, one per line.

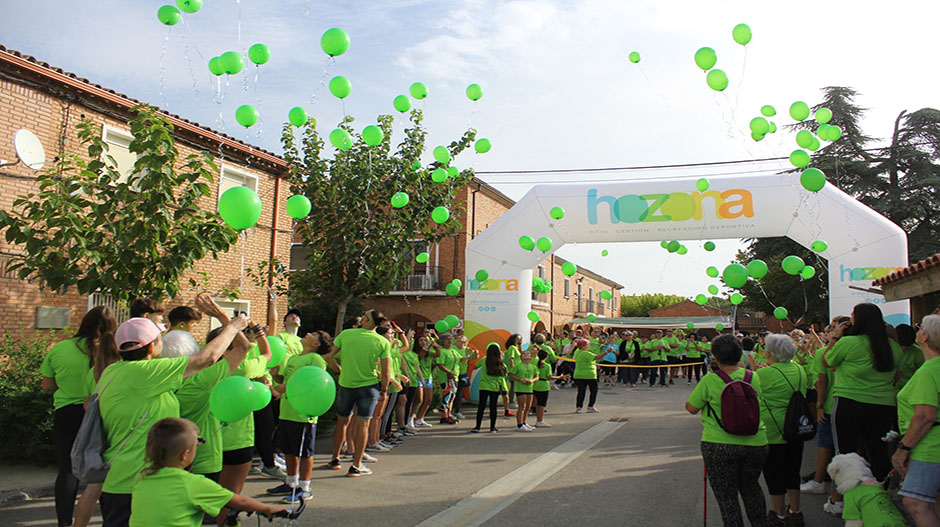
left=116, top=317, right=163, bottom=352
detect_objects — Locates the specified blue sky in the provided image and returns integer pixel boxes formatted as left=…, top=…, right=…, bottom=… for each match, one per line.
left=2, top=0, right=937, bottom=299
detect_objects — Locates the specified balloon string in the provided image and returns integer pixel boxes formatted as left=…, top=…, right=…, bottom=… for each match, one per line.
left=288, top=426, right=305, bottom=515
left=304, top=0, right=311, bottom=16
left=254, top=66, right=264, bottom=140
left=235, top=0, right=244, bottom=51
left=309, top=58, right=333, bottom=106
left=179, top=30, right=200, bottom=97
left=241, top=230, right=246, bottom=294
left=733, top=46, right=748, bottom=114
left=465, top=102, right=477, bottom=131
left=636, top=65, right=669, bottom=107
left=159, top=30, right=171, bottom=109
left=180, top=14, right=206, bottom=62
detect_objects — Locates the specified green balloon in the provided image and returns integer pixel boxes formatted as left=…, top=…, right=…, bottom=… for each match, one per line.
left=431, top=168, right=447, bottom=183
left=795, top=130, right=814, bottom=149
left=447, top=166, right=459, bottom=178
left=431, top=206, right=450, bottom=224
left=708, top=284, right=719, bottom=295
left=445, top=283, right=460, bottom=296
left=362, top=125, right=384, bottom=146
left=391, top=192, right=409, bottom=209
left=601, top=249, right=609, bottom=257
left=769, top=122, right=777, bottom=133
left=751, top=132, right=765, bottom=142
left=706, top=69, right=728, bottom=91
left=696, top=178, right=710, bottom=192
left=219, top=51, right=244, bottom=75
left=790, top=101, right=810, bottom=121
left=801, top=266, right=816, bottom=279
left=415, top=252, right=429, bottom=263
left=411, top=160, right=421, bottom=170
left=807, top=136, right=821, bottom=152
left=747, top=259, right=768, bottom=279
left=235, top=105, right=259, bottom=128
left=519, top=235, right=535, bottom=251
left=667, top=240, right=680, bottom=253
left=286, top=366, right=336, bottom=418
left=157, top=5, right=181, bottom=25
left=815, top=107, right=832, bottom=124
left=749, top=117, right=770, bottom=135
left=176, top=0, right=202, bottom=13
left=789, top=149, right=811, bottom=168
left=536, top=237, right=553, bottom=252
left=329, top=128, right=352, bottom=150
left=695, top=294, right=708, bottom=306
left=587, top=314, right=596, bottom=323
left=466, top=83, right=483, bottom=101
left=288, top=107, right=308, bottom=127
left=811, top=240, right=828, bottom=253
left=706, top=266, right=719, bottom=278
left=218, top=186, right=262, bottom=230
left=732, top=23, right=752, bottom=45
left=329, top=76, right=352, bottom=99
left=549, top=206, right=565, bottom=220
left=562, top=262, right=577, bottom=277
left=410, top=82, right=428, bottom=100
left=800, top=167, right=826, bottom=192
left=817, top=124, right=831, bottom=141
left=773, top=307, right=788, bottom=320
left=474, top=138, right=492, bottom=154
left=527, top=311, right=540, bottom=322
left=248, top=43, right=271, bottom=65
left=320, top=28, right=350, bottom=57
left=716, top=323, right=725, bottom=331
left=208, top=56, right=223, bottom=76
left=210, top=376, right=256, bottom=423
left=730, top=293, right=743, bottom=305
left=723, top=263, right=748, bottom=288
left=628, top=51, right=641, bottom=64
left=694, top=47, right=717, bottom=71
left=444, top=314, right=461, bottom=329
left=704, top=241, right=716, bottom=251
left=285, top=195, right=312, bottom=219
left=266, top=336, right=287, bottom=369
left=435, top=319, right=450, bottom=333
left=761, top=105, right=776, bottom=117
left=433, top=146, right=450, bottom=164
left=677, top=245, right=688, bottom=255
left=782, top=255, right=805, bottom=275
left=393, top=95, right=411, bottom=113
left=475, top=269, right=489, bottom=282
left=828, top=126, right=843, bottom=141
left=600, top=290, right=613, bottom=300
left=252, top=381, right=271, bottom=411
left=660, top=241, right=669, bottom=249
left=687, top=322, right=695, bottom=330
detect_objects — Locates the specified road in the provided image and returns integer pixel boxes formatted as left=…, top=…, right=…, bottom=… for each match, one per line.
left=5, top=380, right=847, bottom=526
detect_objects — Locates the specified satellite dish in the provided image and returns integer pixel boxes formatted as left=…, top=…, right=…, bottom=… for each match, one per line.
left=13, top=129, right=45, bottom=170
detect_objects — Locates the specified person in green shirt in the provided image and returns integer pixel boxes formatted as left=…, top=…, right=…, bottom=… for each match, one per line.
left=472, top=343, right=508, bottom=433
left=130, top=417, right=284, bottom=527
left=502, top=334, right=522, bottom=416
left=646, top=331, right=668, bottom=387
left=683, top=333, right=704, bottom=384
left=895, top=323, right=925, bottom=391
left=412, top=334, right=435, bottom=428
left=685, top=334, right=768, bottom=527
left=572, top=338, right=606, bottom=413
left=277, top=309, right=304, bottom=360
left=453, top=335, right=479, bottom=420
left=431, top=333, right=460, bottom=425
left=509, top=349, right=539, bottom=431
left=533, top=349, right=569, bottom=427
left=399, top=329, right=422, bottom=434
left=822, top=303, right=903, bottom=482
left=893, top=315, right=940, bottom=525
left=663, top=329, right=681, bottom=384
left=40, top=306, right=116, bottom=527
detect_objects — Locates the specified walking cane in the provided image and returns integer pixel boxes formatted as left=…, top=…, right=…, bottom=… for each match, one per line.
left=703, top=464, right=708, bottom=527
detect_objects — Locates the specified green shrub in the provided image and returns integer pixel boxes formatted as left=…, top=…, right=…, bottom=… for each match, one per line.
left=0, top=332, right=56, bottom=463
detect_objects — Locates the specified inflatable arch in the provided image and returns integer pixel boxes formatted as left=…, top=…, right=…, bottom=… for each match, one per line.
left=463, top=172, right=909, bottom=348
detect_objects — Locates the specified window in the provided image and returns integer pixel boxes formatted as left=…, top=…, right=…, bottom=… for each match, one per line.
left=402, top=240, right=430, bottom=267
left=577, top=283, right=583, bottom=311
left=219, top=164, right=259, bottom=209
left=87, top=292, right=130, bottom=324
left=210, top=298, right=250, bottom=330
left=588, top=287, right=594, bottom=301
left=102, top=126, right=138, bottom=185
left=289, top=243, right=312, bottom=271
left=537, top=265, right=545, bottom=279
left=564, top=278, right=570, bottom=298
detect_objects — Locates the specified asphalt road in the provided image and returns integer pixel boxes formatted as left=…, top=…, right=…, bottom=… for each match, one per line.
left=5, top=380, right=850, bottom=526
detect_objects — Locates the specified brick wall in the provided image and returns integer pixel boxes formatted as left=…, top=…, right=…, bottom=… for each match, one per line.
left=649, top=300, right=726, bottom=318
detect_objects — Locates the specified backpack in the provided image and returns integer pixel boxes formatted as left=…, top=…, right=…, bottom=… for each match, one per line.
left=706, top=369, right=761, bottom=436
left=71, top=373, right=149, bottom=484
left=768, top=366, right=816, bottom=443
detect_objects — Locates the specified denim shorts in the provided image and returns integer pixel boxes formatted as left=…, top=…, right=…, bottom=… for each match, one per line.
left=335, top=384, right=381, bottom=419
left=900, top=459, right=940, bottom=503
left=816, top=415, right=834, bottom=449
left=420, top=378, right=433, bottom=389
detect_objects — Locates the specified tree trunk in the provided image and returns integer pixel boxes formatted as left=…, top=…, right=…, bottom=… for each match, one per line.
left=334, top=291, right=355, bottom=336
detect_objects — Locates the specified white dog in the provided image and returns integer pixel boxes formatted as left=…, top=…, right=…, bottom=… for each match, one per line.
left=826, top=453, right=908, bottom=526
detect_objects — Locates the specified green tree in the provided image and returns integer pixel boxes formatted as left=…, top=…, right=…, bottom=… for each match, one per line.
left=619, top=293, right=688, bottom=317
left=0, top=106, right=237, bottom=300
left=283, top=111, right=475, bottom=335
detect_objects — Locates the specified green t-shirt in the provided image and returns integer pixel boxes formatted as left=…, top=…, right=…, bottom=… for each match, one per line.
left=418, top=353, right=433, bottom=379
left=639, top=341, right=650, bottom=359
left=573, top=349, right=598, bottom=380
left=333, top=328, right=392, bottom=389
left=511, top=361, right=539, bottom=394
left=457, top=347, right=475, bottom=375
left=220, top=356, right=267, bottom=452
left=503, top=345, right=520, bottom=369
left=176, top=360, right=230, bottom=475
left=402, top=350, right=421, bottom=386
left=434, top=347, right=460, bottom=385
left=99, top=356, right=189, bottom=494
left=897, top=345, right=926, bottom=390
left=533, top=362, right=552, bottom=392
left=646, top=339, right=666, bottom=362
left=826, top=335, right=902, bottom=406
left=664, top=336, right=680, bottom=358
left=277, top=331, right=303, bottom=359
left=755, top=363, right=808, bottom=444
left=812, top=346, right=835, bottom=414
left=687, top=368, right=768, bottom=447
left=897, top=356, right=940, bottom=463
left=388, top=348, right=404, bottom=394
left=129, top=467, right=234, bottom=527
left=686, top=341, right=702, bottom=360
left=841, top=484, right=908, bottom=526
left=537, top=344, right=557, bottom=364
left=40, top=337, right=94, bottom=410
left=280, top=352, right=328, bottom=424
left=478, top=364, right=507, bottom=392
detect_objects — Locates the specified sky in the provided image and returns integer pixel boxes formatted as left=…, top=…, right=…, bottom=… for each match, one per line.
left=1, top=0, right=937, bottom=299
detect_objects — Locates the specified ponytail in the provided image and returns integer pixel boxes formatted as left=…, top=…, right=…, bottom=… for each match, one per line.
left=94, top=331, right=121, bottom=382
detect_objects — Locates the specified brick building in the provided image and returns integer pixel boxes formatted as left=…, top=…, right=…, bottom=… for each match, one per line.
left=0, top=46, right=291, bottom=337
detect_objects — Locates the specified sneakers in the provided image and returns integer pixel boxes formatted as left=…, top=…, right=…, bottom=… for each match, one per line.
left=470, top=428, right=483, bottom=433
left=325, top=458, right=342, bottom=470
left=347, top=465, right=373, bottom=477
left=439, top=417, right=457, bottom=425
left=535, top=421, right=551, bottom=428
left=274, top=453, right=286, bottom=470
left=261, top=465, right=287, bottom=479
left=401, top=427, right=418, bottom=436
left=366, top=443, right=391, bottom=453
left=361, top=453, right=378, bottom=463
left=340, top=451, right=353, bottom=459
left=765, top=510, right=787, bottom=527
left=266, top=483, right=294, bottom=496
left=415, top=419, right=432, bottom=428
left=489, top=428, right=499, bottom=433
left=281, top=490, right=312, bottom=504
left=455, top=412, right=466, bottom=420
left=516, top=424, right=534, bottom=432
left=823, top=498, right=844, bottom=516
left=504, top=410, right=516, bottom=417
left=799, top=479, right=827, bottom=494
left=788, top=509, right=805, bottom=527
left=586, top=407, right=600, bottom=413
left=575, top=408, right=582, bottom=413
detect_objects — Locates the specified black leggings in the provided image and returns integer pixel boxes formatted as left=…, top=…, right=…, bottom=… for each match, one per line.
left=476, top=390, right=499, bottom=430
left=574, top=378, right=598, bottom=408
left=762, top=441, right=804, bottom=495
left=403, top=386, right=418, bottom=423
left=701, top=441, right=768, bottom=527
left=685, top=361, right=704, bottom=382
left=454, top=377, right=468, bottom=414
left=832, top=396, right=895, bottom=480
left=381, top=391, right=399, bottom=436
left=253, top=398, right=277, bottom=468
left=53, top=404, right=84, bottom=527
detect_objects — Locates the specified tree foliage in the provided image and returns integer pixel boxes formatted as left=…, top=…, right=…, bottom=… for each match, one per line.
left=0, top=106, right=238, bottom=301
left=619, top=293, right=689, bottom=317
left=283, top=110, right=475, bottom=334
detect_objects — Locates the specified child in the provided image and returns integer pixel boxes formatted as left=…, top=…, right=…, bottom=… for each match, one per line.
left=600, top=337, right=618, bottom=387
left=161, top=306, right=203, bottom=358
left=473, top=343, right=507, bottom=433
left=129, top=417, right=284, bottom=526
left=509, top=349, right=538, bottom=431
left=533, top=350, right=569, bottom=427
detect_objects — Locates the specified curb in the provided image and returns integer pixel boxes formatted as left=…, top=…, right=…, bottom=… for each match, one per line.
left=0, top=483, right=55, bottom=508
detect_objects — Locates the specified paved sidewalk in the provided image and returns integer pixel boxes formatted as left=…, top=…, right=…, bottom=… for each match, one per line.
left=0, top=463, right=56, bottom=507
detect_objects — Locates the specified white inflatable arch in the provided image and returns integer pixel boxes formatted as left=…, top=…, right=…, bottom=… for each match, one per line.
left=463, top=172, right=909, bottom=347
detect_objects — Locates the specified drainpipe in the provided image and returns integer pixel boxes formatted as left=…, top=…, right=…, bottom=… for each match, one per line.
left=267, top=174, right=281, bottom=331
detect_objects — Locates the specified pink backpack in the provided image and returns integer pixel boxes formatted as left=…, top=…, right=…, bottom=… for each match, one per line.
left=706, top=369, right=761, bottom=436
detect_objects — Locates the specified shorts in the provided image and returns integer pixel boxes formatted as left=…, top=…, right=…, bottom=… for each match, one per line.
left=534, top=390, right=549, bottom=407
left=335, top=384, right=381, bottom=419
left=420, top=378, right=433, bottom=389
left=667, top=356, right=679, bottom=365
left=900, top=459, right=940, bottom=503
left=100, top=492, right=132, bottom=527
left=806, top=388, right=818, bottom=405
left=816, top=415, right=834, bottom=449
left=458, top=374, right=470, bottom=384
left=222, top=446, right=253, bottom=466
left=279, top=420, right=316, bottom=457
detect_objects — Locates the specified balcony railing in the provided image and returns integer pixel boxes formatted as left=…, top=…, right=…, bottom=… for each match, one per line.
left=395, top=266, right=448, bottom=291
left=597, top=303, right=605, bottom=315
